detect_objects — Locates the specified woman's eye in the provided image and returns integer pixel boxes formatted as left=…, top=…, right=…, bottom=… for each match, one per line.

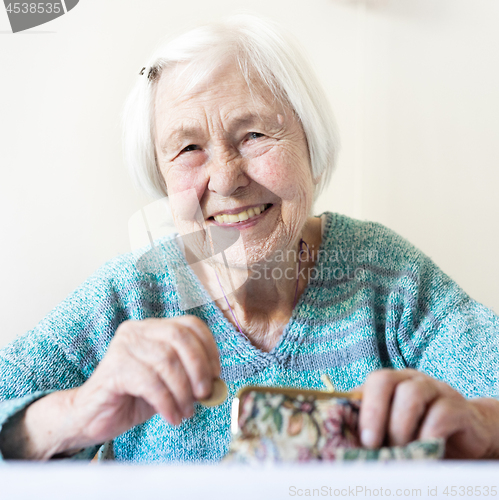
left=248, top=132, right=264, bottom=140
left=181, top=144, right=200, bottom=153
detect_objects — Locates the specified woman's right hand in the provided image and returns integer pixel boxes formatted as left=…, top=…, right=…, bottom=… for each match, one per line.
left=67, top=316, right=220, bottom=448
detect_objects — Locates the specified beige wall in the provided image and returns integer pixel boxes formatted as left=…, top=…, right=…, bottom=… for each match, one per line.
left=1, top=0, right=498, bottom=348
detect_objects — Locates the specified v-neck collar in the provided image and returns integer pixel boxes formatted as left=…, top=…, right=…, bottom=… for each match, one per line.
left=164, top=212, right=337, bottom=369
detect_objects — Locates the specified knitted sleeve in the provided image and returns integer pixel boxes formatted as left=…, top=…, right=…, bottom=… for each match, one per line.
left=0, top=254, right=135, bottom=460
left=368, top=221, right=499, bottom=399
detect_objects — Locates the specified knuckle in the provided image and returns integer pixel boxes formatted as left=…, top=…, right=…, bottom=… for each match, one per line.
left=158, top=345, right=178, bottom=368
left=435, top=398, right=456, bottom=416
left=124, top=370, right=157, bottom=397
left=428, top=398, right=463, bottom=433
left=166, top=329, right=210, bottom=370
left=394, top=381, right=430, bottom=420
left=397, top=379, right=425, bottom=402
left=115, top=320, right=133, bottom=340
left=426, top=407, right=451, bottom=435
left=436, top=379, right=462, bottom=398
left=168, top=325, right=191, bottom=344
left=178, top=314, right=199, bottom=326
left=178, top=315, right=209, bottom=333
left=116, top=321, right=144, bottom=344
left=116, top=319, right=134, bottom=331
left=367, top=369, right=394, bottom=387
left=119, top=328, right=135, bottom=345
left=404, top=368, right=419, bottom=377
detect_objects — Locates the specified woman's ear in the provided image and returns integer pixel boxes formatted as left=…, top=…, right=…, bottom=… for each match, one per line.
left=312, top=171, right=323, bottom=186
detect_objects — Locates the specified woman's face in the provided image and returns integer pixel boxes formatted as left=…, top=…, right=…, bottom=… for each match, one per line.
left=153, top=61, right=316, bottom=267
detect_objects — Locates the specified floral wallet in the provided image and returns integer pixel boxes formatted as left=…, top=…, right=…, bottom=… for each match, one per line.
left=223, top=383, right=444, bottom=463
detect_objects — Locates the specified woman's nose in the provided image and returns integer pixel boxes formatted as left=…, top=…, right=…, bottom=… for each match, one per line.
left=206, top=149, right=249, bottom=197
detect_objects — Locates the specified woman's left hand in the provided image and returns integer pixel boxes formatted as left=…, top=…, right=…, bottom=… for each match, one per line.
left=358, top=369, right=499, bottom=458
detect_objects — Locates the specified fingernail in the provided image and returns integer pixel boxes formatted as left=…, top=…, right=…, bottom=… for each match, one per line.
left=361, top=429, right=376, bottom=448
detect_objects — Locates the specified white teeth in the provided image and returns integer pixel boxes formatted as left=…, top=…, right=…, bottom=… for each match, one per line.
left=213, top=204, right=268, bottom=224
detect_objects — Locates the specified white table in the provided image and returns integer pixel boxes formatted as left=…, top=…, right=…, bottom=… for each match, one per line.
left=1, top=462, right=498, bottom=499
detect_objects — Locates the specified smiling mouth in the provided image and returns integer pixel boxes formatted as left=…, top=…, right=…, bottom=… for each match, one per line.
left=210, top=204, right=272, bottom=224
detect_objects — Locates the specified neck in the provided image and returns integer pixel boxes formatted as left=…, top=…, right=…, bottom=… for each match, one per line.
left=199, top=216, right=323, bottom=351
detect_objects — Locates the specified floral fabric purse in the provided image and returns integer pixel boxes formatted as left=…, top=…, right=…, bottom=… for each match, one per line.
left=223, top=383, right=444, bottom=463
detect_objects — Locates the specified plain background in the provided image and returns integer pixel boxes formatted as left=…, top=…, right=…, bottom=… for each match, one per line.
left=0, top=0, right=498, bottom=348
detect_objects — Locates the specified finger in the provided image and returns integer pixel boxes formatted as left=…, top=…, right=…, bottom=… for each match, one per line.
left=125, top=338, right=195, bottom=420
left=166, top=324, right=215, bottom=400
left=421, top=397, right=498, bottom=459
left=151, top=345, right=195, bottom=419
left=418, top=397, right=469, bottom=448
left=388, top=376, right=440, bottom=446
left=175, top=316, right=221, bottom=378
left=122, top=319, right=214, bottom=401
left=116, top=356, right=183, bottom=426
left=132, top=318, right=215, bottom=398
left=417, top=397, right=478, bottom=458
left=359, top=369, right=419, bottom=448
left=142, top=317, right=220, bottom=380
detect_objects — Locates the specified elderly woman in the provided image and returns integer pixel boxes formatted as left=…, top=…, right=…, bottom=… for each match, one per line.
left=0, top=15, right=498, bottom=462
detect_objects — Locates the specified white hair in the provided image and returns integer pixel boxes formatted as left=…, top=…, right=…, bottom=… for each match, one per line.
left=122, top=14, right=340, bottom=200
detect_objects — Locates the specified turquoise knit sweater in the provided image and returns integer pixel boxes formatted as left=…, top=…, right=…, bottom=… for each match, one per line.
left=1, top=212, right=498, bottom=462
